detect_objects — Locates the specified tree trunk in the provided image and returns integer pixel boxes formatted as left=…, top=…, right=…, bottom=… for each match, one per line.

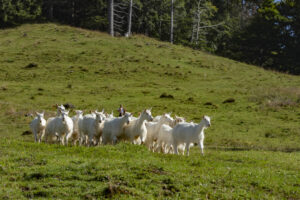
left=170, top=0, right=174, bottom=44
left=159, top=3, right=162, bottom=38
left=191, top=24, right=195, bottom=43
left=72, top=0, right=75, bottom=25
left=49, top=0, right=53, bottom=21
left=127, top=0, right=133, bottom=36
left=240, top=0, right=244, bottom=28
left=0, top=0, right=5, bottom=26
left=108, top=0, right=114, bottom=36
left=195, top=0, right=201, bottom=45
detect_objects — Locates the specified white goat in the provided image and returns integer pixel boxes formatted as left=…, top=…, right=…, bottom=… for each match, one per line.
left=172, top=115, right=185, bottom=126
left=106, top=111, right=114, bottom=119
left=102, top=112, right=132, bottom=145
left=172, top=116, right=211, bottom=156
left=153, top=115, right=161, bottom=122
left=30, top=112, right=46, bottom=143
left=43, top=111, right=73, bottom=145
left=155, top=116, right=185, bottom=153
left=78, top=111, right=105, bottom=146
left=153, top=113, right=182, bottom=125
left=82, top=109, right=106, bottom=122
left=144, top=113, right=174, bottom=151
left=123, top=109, right=153, bottom=143
left=67, top=110, right=83, bottom=145
left=155, top=124, right=173, bottom=153
left=45, top=104, right=66, bottom=135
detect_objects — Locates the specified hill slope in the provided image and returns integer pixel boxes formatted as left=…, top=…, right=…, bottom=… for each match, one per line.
left=0, top=24, right=299, bottom=199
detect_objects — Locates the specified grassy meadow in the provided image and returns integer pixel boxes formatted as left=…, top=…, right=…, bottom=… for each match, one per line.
left=0, top=24, right=299, bottom=199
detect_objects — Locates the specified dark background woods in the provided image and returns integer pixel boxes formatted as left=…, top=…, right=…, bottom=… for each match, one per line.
left=0, top=0, right=299, bottom=74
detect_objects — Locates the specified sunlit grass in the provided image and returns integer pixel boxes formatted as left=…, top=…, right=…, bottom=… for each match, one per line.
left=0, top=23, right=299, bottom=199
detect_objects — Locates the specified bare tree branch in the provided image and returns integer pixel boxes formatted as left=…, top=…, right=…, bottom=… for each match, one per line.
left=108, top=0, right=114, bottom=36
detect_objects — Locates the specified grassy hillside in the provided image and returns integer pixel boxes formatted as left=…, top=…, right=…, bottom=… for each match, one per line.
left=0, top=24, right=299, bottom=199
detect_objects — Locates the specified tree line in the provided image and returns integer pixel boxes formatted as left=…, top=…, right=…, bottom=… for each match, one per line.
left=0, top=0, right=299, bottom=74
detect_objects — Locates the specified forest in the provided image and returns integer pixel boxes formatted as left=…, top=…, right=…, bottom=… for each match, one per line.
left=0, top=0, right=299, bottom=74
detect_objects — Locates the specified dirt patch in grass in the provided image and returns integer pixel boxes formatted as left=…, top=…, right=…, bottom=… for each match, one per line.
left=160, top=93, right=174, bottom=99
left=204, top=102, right=218, bottom=108
left=20, top=185, right=30, bottom=192
left=223, top=98, right=235, bottom=104
left=24, top=190, right=50, bottom=198
left=102, top=182, right=133, bottom=198
left=161, top=178, right=179, bottom=196
left=22, top=130, right=32, bottom=136
left=23, top=172, right=50, bottom=180
left=24, top=63, right=38, bottom=69
left=187, top=97, right=194, bottom=102
left=1, top=85, right=7, bottom=91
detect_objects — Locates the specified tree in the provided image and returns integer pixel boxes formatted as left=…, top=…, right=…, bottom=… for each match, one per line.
left=190, top=0, right=220, bottom=49
left=127, top=0, right=133, bottom=36
left=43, top=0, right=54, bottom=20
left=0, top=0, right=298, bottom=74
left=108, top=0, right=114, bottom=36
left=0, top=0, right=43, bottom=27
left=222, top=0, right=293, bottom=72
left=277, top=0, right=300, bottom=74
left=170, top=0, right=174, bottom=43
left=0, top=0, right=5, bottom=27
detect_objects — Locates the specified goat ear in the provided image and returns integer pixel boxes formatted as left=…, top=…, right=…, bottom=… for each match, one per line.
left=102, top=109, right=105, bottom=113
left=149, top=107, right=152, bottom=111
left=36, top=112, right=39, bottom=115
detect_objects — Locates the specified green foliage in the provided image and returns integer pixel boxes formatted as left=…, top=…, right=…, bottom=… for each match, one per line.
left=0, top=0, right=43, bottom=27
left=220, top=0, right=300, bottom=74
left=0, top=1, right=299, bottom=71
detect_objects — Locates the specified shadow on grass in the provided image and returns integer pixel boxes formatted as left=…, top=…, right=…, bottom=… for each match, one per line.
left=208, top=146, right=300, bottom=153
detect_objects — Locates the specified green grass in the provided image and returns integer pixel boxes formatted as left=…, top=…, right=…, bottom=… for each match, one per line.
left=0, top=23, right=299, bottom=199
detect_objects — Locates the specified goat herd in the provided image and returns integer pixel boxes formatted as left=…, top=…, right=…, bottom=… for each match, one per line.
left=30, top=105, right=211, bottom=156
